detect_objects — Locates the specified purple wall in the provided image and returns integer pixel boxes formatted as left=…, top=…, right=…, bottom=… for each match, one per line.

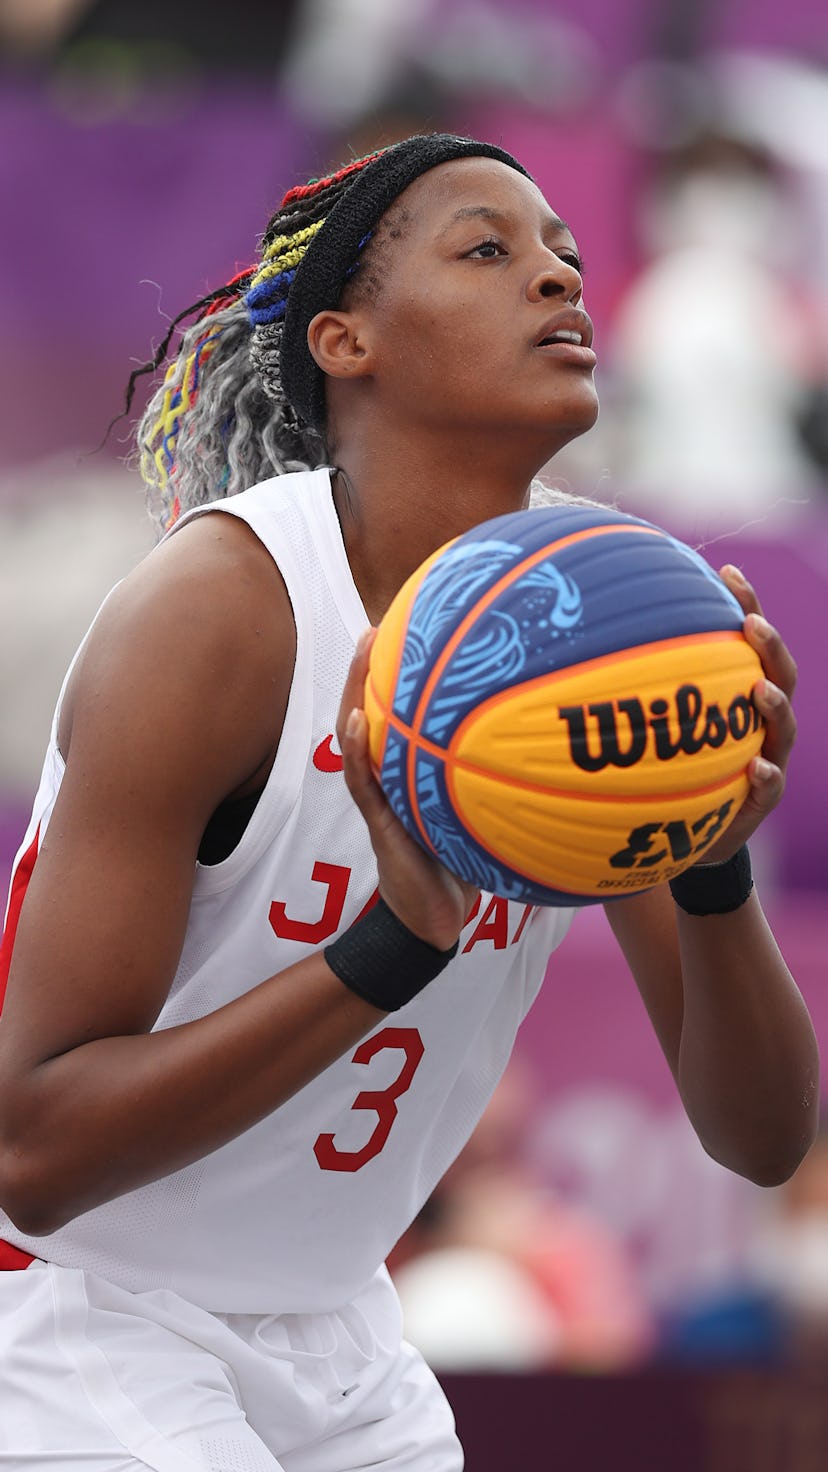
left=0, top=78, right=317, bottom=468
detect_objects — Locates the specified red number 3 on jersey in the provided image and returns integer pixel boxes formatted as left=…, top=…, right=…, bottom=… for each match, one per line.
left=314, top=1027, right=424, bottom=1173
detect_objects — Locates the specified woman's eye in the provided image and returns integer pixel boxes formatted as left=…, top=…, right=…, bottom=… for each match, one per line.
left=467, top=238, right=506, bottom=259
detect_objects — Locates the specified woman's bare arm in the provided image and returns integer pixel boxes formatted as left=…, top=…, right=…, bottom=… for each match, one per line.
left=607, top=884, right=818, bottom=1185
left=0, top=522, right=471, bottom=1235
left=605, top=568, right=819, bottom=1186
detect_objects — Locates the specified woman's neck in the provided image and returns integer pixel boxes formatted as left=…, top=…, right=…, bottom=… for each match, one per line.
left=329, top=444, right=538, bottom=624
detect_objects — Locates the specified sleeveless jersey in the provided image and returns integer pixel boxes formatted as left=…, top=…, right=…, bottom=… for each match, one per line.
left=0, top=468, right=575, bottom=1314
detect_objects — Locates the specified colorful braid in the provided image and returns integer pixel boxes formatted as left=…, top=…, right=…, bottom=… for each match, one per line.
left=132, top=150, right=384, bottom=537
left=280, top=151, right=385, bottom=207
left=244, top=149, right=388, bottom=410
left=144, top=328, right=222, bottom=517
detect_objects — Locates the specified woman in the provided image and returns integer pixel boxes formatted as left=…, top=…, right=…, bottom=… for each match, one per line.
left=0, top=134, right=818, bottom=1470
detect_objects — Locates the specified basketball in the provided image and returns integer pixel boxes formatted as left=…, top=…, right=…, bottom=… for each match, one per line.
left=364, top=504, right=765, bottom=906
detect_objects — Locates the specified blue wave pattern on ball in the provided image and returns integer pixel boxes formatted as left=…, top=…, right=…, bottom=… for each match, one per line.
left=422, top=559, right=583, bottom=744
left=413, top=746, right=589, bottom=906
left=390, top=508, right=602, bottom=728
left=413, top=746, right=527, bottom=897
left=392, top=540, right=523, bottom=726
left=380, top=725, right=413, bottom=832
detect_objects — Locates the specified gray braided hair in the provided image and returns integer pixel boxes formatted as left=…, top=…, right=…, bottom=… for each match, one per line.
left=135, top=297, right=326, bottom=540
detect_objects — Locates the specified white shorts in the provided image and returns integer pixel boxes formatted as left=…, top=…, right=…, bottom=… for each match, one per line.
left=0, top=1260, right=462, bottom=1471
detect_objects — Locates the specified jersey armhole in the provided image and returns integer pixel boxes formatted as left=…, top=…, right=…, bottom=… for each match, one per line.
left=173, top=501, right=314, bottom=895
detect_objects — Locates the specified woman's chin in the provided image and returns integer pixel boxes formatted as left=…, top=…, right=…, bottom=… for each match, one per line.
left=541, top=395, right=600, bottom=455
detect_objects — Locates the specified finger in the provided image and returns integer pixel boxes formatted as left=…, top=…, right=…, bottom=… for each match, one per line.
left=340, top=705, right=396, bottom=833
left=752, top=678, right=798, bottom=771
left=336, top=628, right=377, bottom=746
left=743, top=613, right=798, bottom=700
left=719, top=564, right=762, bottom=618
left=700, top=748, right=786, bottom=862
left=746, top=754, right=786, bottom=815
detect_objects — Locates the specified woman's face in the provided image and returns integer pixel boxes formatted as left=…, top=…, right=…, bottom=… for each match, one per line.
left=352, top=156, right=599, bottom=452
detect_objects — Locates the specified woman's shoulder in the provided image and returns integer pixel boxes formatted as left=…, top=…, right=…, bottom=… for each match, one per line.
left=59, top=507, right=296, bottom=792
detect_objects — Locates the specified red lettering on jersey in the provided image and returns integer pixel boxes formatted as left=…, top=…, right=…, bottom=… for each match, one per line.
left=314, top=1026, right=424, bottom=1172
left=510, top=903, right=536, bottom=946
left=269, top=861, right=350, bottom=943
left=0, top=825, right=40, bottom=1014
left=0, top=1239, right=35, bottom=1270
left=312, top=735, right=344, bottom=773
left=461, top=895, right=509, bottom=953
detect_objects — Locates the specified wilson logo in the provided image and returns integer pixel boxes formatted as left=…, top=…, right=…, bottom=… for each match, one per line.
left=558, top=683, right=760, bottom=774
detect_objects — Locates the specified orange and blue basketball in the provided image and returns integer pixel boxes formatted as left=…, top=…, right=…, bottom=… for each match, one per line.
left=364, top=505, right=764, bottom=906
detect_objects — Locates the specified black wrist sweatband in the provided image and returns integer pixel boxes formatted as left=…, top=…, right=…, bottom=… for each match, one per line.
left=669, top=844, right=753, bottom=916
left=324, top=898, right=459, bottom=1011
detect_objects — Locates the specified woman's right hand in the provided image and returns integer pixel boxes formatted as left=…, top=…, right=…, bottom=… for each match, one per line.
left=337, top=629, right=479, bottom=951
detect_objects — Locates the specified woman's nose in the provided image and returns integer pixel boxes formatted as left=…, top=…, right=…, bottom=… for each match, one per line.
left=529, top=254, right=583, bottom=304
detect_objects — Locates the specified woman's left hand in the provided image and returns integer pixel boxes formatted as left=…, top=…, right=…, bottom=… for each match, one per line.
left=698, top=564, right=797, bottom=864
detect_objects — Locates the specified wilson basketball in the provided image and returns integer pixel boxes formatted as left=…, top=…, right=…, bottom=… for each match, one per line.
left=364, top=504, right=765, bottom=906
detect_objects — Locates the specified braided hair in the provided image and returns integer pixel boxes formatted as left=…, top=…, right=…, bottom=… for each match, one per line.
left=132, top=136, right=530, bottom=539
left=133, top=152, right=384, bottom=538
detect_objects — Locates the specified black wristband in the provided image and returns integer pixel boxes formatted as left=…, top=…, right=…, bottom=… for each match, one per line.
left=324, top=898, right=459, bottom=1011
left=669, top=844, right=753, bottom=916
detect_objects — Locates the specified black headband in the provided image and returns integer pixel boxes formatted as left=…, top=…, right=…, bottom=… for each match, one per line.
left=280, top=134, right=533, bottom=432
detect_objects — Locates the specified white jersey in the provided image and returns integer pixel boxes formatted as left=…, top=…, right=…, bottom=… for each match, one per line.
left=0, top=468, right=575, bottom=1314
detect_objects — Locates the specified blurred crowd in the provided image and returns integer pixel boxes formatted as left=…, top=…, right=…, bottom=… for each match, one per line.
left=388, top=1058, right=655, bottom=1374
left=2, top=0, right=828, bottom=1384
left=387, top=1061, right=828, bottom=1377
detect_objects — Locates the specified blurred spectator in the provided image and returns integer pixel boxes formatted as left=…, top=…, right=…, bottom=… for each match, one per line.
left=389, top=1060, right=654, bottom=1372
left=0, top=0, right=304, bottom=73
left=660, top=1119, right=828, bottom=1367
left=0, top=0, right=88, bottom=59
left=281, top=0, right=437, bottom=132
left=749, top=1119, right=828, bottom=1362
left=282, top=0, right=598, bottom=134
left=600, top=129, right=827, bottom=535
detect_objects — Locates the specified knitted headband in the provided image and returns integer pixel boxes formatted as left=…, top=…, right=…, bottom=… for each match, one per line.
left=246, top=134, right=532, bottom=432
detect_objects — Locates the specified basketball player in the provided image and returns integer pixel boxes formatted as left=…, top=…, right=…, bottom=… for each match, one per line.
left=0, top=135, right=818, bottom=1470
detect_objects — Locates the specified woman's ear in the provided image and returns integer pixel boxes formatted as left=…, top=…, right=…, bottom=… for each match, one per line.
left=307, top=310, right=373, bottom=381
